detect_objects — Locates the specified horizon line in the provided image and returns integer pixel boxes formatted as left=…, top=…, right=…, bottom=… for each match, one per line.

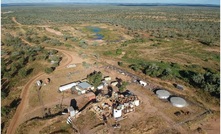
left=2, top=2, right=220, bottom=6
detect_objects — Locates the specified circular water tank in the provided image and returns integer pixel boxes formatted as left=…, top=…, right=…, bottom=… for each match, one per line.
left=156, top=89, right=171, bottom=99
left=170, top=97, right=187, bottom=107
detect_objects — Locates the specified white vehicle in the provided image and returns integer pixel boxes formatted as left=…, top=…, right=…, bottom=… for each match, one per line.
left=139, top=80, right=147, bottom=87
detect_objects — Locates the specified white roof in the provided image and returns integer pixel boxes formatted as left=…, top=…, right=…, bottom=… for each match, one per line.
left=113, top=109, right=122, bottom=118
left=59, top=82, right=77, bottom=91
left=68, top=106, right=74, bottom=112
left=140, top=80, right=146, bottom=84
left=156, top=90, right=171, bottom=99
left=78, top=82, right=92, bottom=89
left=170, top=97, right=187, bottom=107
left=97, top=84, right=104, bottom=89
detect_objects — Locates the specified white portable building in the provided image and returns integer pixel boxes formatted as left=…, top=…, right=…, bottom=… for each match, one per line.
left=104, top=76, right=111, bottom=81
left=134, top=100, right=140, bottom=106
left=111, top=81, right=118, bottom=86
left=113, top=109, right=122, bottom=118
left=97, top=84, right=104, bottom=90
left=139, top=80, right=147, bottom=86
left=59, top=82, right=78, bottom=92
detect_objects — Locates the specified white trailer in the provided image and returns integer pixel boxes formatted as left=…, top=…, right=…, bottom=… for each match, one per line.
left=59, top=82, right=78, bottom=92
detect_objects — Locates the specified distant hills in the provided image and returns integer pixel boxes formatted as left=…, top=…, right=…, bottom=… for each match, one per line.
left=1, top=3, right=220, bottom=7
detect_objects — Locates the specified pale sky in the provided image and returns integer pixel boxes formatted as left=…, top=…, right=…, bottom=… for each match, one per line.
left=2, top=0, right=220, bottom=5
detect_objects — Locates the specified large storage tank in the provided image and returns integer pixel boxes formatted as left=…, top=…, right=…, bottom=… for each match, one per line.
left=170, top=97, right=187, bottom=107
left=156, top=89, right=171, bottom=99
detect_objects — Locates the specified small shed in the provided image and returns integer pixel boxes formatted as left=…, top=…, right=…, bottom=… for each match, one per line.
left=113, top=109, right=122, bottom=118
left=111, top=81, right=118, bottom=86
left=134, top=100, right=140, bottom=106
left=36, top=80, right=42, bottom=86
left=139, top=80, right=147, bottom=86
left=97, top=84, right=104, bottom=90
left=104, top=76, right=111, bottom=81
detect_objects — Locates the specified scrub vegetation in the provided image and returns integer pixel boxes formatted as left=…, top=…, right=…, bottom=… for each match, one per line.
left=1, top=4, right=219, bottom=134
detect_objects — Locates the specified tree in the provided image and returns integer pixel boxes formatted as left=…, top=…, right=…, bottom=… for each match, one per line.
left=41, top=35, right=50, bottom=42
left=87, top=71, right=102, bottom=88
left=118, top=61, right=123, bottom=66
left=45, top=67, right=54, bottom=74
left=144, top=63, right=161, bottom=77
left=1, top=91, right=6, bottom=99
left=28, top=56, right=35, bottom=62
left=192, top=74, right=204, bottom=85
left=18, top=68, right=27, bottom=77
left=1, top=106, right=10, bottom=116
left=129, top=64, right=140, bottom=71
left=116, top=49, right=122, bottom=55
left=119, top=81, right=128, bottom=92
left=162, top=68, right=172, bottom=76
left=1, top=59, right=6, bottom=76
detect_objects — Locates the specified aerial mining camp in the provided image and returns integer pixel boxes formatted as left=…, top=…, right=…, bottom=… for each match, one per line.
left=38, top=67, right=190, bottom=130
left=56, top=71, right=141, bottom=127
left=2, top=3, right=219, bottom=134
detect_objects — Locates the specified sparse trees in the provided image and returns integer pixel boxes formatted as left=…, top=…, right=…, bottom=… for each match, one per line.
left=87, top=71, right=102, bottom=88
left=119, top=81, right=128, bottom=92
left=192, top=74, right=204, bottom=85
left=116, top=49, right=122, bottom=55
left=18, top=68, right=27, bottom=77
left=118, top=61, right=123, bottom=66
left=45, top=67, right=54, bottom=74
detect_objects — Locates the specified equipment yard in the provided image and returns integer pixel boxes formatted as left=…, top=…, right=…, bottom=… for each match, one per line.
left=14, top=63, right=214, bottom=134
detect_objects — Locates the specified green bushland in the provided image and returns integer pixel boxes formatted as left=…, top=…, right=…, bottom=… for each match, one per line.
left=87, top=71, right=103, bottom=88
left=3, top=6, right=219, bottom=46
left=127, top=59, right=220, bottom=97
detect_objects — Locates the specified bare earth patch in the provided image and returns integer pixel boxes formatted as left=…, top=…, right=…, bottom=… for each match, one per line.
left=45, top=27, right=63, bottom=36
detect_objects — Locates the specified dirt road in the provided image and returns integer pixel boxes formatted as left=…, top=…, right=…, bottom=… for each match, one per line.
left=12, top=17, right=22, bottom=26
left=6, top=48, right=74, bottom=134
left=6, top=17, right=76, bottom=134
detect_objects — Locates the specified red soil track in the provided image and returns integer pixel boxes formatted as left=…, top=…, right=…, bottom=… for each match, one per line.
left=6, top=18, right=74, bottom=134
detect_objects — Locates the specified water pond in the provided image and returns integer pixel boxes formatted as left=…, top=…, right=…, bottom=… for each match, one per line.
left=87, top=26, right=104, bottom=40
